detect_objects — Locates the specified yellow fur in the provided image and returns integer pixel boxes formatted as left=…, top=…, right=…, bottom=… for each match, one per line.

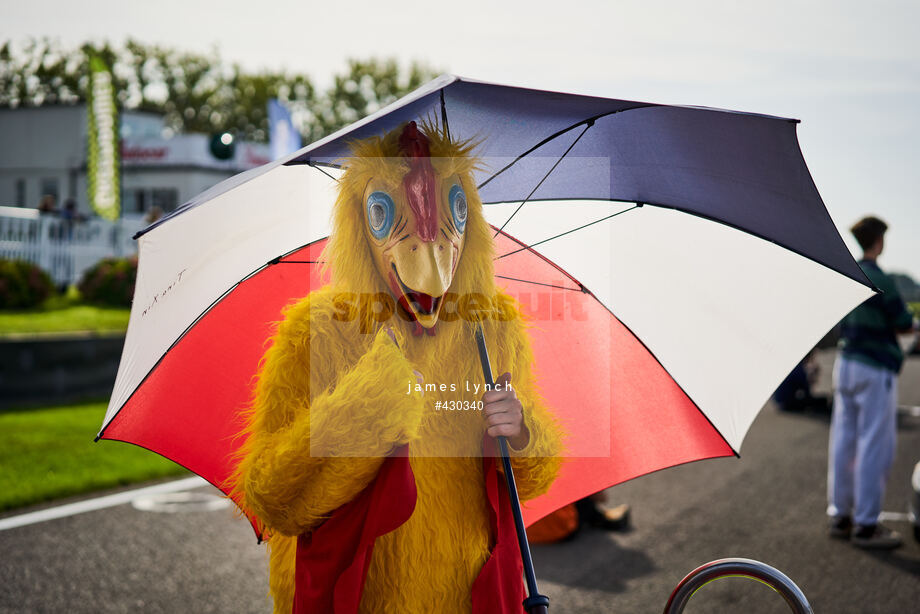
left=231, top=122, right=562, bottom=613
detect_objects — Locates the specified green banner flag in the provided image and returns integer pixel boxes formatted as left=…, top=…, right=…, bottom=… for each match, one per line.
left=86, top=54, right=120, bottom=220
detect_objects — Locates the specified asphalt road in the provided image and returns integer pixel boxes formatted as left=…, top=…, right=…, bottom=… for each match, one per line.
left=1, top=349, right=918, bottom=613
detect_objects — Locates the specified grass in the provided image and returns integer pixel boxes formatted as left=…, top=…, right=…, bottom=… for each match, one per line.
left=0, top=401, right=188, bottom=512
left=0, top=290, right=129, bottom=336
left=0, top=305, right=130, bottom=336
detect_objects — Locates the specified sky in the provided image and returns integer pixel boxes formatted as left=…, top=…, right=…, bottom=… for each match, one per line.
left=3, top=0, right=919, bottom=278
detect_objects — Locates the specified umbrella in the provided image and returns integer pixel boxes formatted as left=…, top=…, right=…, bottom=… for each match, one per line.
left=96, top=74, right=873, bottom=542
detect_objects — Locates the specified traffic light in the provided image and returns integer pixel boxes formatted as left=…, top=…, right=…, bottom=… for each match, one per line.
left=209, top=132, right=235, bottom=160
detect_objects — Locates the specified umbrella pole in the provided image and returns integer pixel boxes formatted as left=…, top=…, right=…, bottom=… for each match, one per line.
left=474, top=324, right=550, bottom=614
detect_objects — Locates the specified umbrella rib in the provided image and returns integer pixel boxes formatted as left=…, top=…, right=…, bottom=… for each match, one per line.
left=494, top=204, right=640, bottom=260
left=440, top=89, right=451, bottom=141
left=494, top=275, right=583, bottom=291
left=492, top=121, right=594, bottom=239
left=488, top=196, right=875, bottom=289
left=476, top=104, right=654, bottom=192
left=308, top=161, right=340, bottom=182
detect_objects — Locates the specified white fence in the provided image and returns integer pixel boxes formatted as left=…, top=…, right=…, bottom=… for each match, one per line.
left=0, top=206, right=147, bottom=286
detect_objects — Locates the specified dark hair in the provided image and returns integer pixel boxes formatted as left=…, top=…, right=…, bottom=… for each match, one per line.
left=850, top=216, right=887, bottom=251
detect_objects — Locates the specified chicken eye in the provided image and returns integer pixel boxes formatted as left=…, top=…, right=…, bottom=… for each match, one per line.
left=449, top=184, right=467, bottom=233
left=366, top=191, right=395, bottom=239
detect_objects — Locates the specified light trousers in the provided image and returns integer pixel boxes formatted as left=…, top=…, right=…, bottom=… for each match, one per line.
left=827, top=355, right=898, bottom=526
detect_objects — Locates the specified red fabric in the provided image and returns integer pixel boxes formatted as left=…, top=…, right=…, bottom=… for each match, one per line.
left=292, top=446, right=416, bottom=614
left=398, top=122, right=438, bottom=242
left=524, top=505, right=578, bottom=544
left=472, top=451, right=526, bottom=614
left=291, top=445, right=524, bottom=614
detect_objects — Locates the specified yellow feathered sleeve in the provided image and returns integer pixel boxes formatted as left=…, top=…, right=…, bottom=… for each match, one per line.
left=233, top=291, right=425, bottom=537
left=492, top=302, right=564, bottom=503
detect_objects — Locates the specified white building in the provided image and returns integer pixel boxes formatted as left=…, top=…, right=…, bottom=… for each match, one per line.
left=0, top=105, right=270, bottom=216
left=0, top=105, right=271, bottom=285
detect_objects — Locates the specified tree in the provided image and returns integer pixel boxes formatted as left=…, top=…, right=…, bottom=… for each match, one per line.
left=0, top=38, right=88, bottom=107
left=0, top=38, right=439, bottom=143
left=306, top=58, right=436, bottom=143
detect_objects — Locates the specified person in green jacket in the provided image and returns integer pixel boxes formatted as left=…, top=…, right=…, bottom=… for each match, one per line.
left=827, top=216, right=915, bottom=549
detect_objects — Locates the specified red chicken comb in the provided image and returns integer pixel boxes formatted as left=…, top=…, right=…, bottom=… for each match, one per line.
left=399, top=122, right=438, bottom=242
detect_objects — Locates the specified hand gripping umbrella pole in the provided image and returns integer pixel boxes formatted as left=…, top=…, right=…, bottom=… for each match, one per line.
left=474, top=323, right=550, bottom=614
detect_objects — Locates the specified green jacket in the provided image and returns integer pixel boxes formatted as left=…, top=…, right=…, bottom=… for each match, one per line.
left=839, top=259, right=913, bottom=373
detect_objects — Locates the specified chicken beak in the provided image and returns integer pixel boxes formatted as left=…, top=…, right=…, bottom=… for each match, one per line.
left=388, top=239, right=456, bottom=328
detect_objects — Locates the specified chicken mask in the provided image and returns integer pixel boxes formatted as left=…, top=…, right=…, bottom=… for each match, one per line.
left=326, top=121, right=492, bottom=334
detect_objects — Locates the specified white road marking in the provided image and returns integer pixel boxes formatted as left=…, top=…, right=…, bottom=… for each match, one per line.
left=897, top=405, right=920, bottom=418
left=131, top=491, right=230, bottom=513
left=878, top=511, right=912, bottom=523
left=0, top=476, right=209, bottom=531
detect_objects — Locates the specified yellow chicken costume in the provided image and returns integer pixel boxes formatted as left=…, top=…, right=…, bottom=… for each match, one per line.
left=231, top=120, right=563, bottom=614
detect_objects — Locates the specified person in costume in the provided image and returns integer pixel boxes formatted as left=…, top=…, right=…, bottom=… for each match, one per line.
left=232, top=120, right=563, bottom=613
